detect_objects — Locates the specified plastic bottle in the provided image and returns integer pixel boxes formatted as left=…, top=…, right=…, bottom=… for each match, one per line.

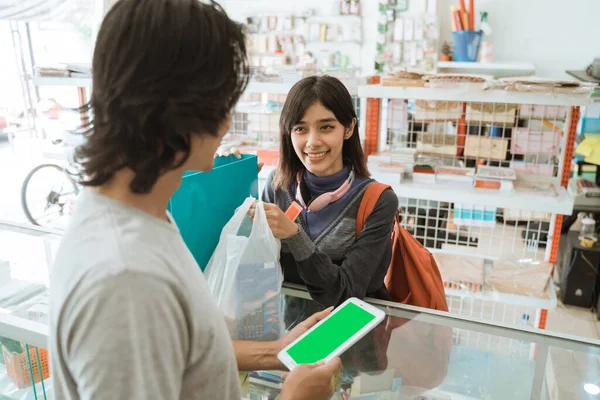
left=479, top=12, right=492, bottom=63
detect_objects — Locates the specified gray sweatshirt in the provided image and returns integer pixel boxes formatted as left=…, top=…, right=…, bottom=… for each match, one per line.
left=262, top=170, right=398, bottom=307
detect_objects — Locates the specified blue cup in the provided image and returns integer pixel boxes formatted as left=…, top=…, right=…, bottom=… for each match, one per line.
left=452, top=31, right=482, bottom=62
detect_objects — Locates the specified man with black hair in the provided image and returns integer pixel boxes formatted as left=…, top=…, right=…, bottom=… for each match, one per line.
left=49, top=1, right=340, bottom=399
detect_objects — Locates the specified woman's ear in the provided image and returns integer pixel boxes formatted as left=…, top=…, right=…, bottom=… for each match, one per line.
left=344, top=118, right=357, bottom=140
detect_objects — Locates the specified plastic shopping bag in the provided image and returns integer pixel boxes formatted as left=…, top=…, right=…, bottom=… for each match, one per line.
left=205, top=198, right=284, bottom=341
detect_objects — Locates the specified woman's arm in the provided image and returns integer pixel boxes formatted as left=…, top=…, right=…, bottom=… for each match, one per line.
left=284, top=189, right=398, bottom=306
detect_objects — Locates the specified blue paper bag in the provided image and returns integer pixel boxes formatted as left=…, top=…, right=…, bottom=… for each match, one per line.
left=168, top=154, right=259, bottom=270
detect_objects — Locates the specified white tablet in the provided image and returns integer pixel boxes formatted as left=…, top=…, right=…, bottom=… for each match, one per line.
left=277, top=297, right=385, bottom=371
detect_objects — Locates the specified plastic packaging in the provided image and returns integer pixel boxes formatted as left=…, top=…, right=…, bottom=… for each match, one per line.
left=204, top=198, right=284, bottom=341
left=487, top=258, right=553, bottom=299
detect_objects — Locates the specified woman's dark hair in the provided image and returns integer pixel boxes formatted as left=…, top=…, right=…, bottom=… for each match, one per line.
left=273, top=75, right=369, bottom=190
left=75, top=0, right=249, bottom=193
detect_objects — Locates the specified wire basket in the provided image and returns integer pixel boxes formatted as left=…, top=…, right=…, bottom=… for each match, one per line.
left=2, top=343, right=50, bottom=389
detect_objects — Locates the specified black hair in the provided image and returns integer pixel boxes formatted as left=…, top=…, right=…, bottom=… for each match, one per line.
left=75, top=0, right=249, bottom=193
left=273, top=75, right=369, bottom=190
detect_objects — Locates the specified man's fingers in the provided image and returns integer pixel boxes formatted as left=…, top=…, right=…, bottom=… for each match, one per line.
left=296, top=307, right=334, bottom=330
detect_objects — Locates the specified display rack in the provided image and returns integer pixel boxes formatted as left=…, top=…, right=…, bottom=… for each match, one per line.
left=375, top=0, right=439, bottom=73
left=243, top=12, right=363, bottom=72
left=360, top=81, right=590, bottom=338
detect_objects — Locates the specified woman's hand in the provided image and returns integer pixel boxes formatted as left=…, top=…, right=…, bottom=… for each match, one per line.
left=249, top=202, right=299, bottom=239
left=216, top=147, right=264, bottom=173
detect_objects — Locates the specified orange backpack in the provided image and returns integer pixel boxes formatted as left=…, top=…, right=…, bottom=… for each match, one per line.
left=356, top=183, right=449, bottom=312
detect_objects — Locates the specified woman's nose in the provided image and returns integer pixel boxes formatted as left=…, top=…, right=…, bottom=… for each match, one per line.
left=306, top=130, right=322, bottom=148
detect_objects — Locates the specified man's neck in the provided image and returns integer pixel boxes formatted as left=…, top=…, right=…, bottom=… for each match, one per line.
left=96, top=168, right=183, bottom=222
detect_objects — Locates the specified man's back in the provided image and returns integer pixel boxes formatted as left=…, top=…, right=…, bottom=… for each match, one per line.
left=49, top=189, right=241, bottom=399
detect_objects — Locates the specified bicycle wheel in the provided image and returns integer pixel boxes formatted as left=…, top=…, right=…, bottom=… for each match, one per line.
left=21, top=164, right=78, bottom=227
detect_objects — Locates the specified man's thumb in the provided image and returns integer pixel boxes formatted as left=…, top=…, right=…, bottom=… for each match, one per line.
left=318, top=357, right=341, bottom=374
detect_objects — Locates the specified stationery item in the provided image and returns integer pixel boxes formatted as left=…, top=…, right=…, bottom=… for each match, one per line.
left=169, top=154, right=259, bottom=270
left=285, top=202, right=303, bottom=221
left=416, top=45, right=424, bottom=61
left=459, top=0, right=467, bottom=19
left=382, top=69, right=427, bottom=87
left=469, top=0, right=475, bottom=31
left=451, top=5, right=463, bottom=31
left=454, top=203, right=496, bottom=228
left=476, top=166, right=517, bottom=181
left=514, top=180, right=558, bottom=197
left=464, top=136, right=509, bottom=160
left=393, top=19, right=404, bottom=41
left=450, top=6, right=457, bottom=31
left=415, top=100, right=462, bottom=121
left=473, top=166, right=516, bottom=191
left=466, top=102, right=517, bottom=124
left=436, top=166, right=475, bottom=183
left=414, top=19, right=424, bottom=40
left=434, top=252, right=484, bottom=292
left=463, top=11, right=469, bottom=30
left=488, top=258, right=553, bottom=299
left=404, top=19, right=414, bottom=40
left=391, top=42, right=402, bottom=64
left=408, top=42, right=418, bottom=66
left=319, top=23, right=328, bottom=42
left=511, top=127, right=561, bottom=156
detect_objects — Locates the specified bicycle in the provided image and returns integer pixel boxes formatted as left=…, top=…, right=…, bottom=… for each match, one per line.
left=20, top=138, right=81, bottom=227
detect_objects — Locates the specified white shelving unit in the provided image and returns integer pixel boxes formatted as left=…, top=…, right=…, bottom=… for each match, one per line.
left=444, top=282, right=557, bottom=311
left=33, top=76, right=92, bottom=87
left=361, top=82, right=593, bottom=336
left=437, top=61, right=536, bottom=77
left=392, top=179, right=573, bottom=215
left=358, top=85, right=591, bottom=107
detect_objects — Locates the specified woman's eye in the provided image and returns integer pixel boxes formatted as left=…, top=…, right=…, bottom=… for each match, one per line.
left=293, top=127, right=306, bottom=133
left=320, top=125, right=334, bottom=131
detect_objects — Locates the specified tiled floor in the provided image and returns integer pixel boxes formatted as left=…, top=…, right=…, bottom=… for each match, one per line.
left=546, top=302, right=600, bottom=340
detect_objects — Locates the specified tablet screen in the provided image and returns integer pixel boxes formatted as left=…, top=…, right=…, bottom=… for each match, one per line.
left=286, top=301, right=377, bottom=365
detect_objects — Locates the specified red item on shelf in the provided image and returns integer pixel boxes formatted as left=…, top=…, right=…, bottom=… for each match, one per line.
left=256, top=149, right=280, bottom=166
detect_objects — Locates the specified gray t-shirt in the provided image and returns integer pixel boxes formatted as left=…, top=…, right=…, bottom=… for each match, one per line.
left=49, top=190, right=241, bottom=400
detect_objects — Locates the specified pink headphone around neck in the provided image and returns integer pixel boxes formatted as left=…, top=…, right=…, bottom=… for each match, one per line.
left=295, top=169, right=355, bottom=212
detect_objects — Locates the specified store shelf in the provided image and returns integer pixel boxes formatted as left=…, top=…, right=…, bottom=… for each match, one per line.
left=258, top=165, right=276, bottom=182
left=246, top=81, right=295, bottom=95
left=33, top=76, right=92, bottom=87
left=246, top=80, right=359, bottom=96
left=358, top=85, right=592, bottom=106
left=445, top=281, right=558, bottom=311
left=392, top=179, right=574, bottom=215
left=306, top=15, right=362, bottom=22
left=306, top=40, right=362, bottom=45
left=437, top=61, right=536, bottom=72
left=0, top=313, right=48, bottom=349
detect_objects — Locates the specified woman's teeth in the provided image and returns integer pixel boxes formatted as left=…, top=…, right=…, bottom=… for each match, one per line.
left=306, top=151, right=327, bottom=158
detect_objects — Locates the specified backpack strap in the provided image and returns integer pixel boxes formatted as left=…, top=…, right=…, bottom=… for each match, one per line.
left=356, top=182, right=392, bottom=238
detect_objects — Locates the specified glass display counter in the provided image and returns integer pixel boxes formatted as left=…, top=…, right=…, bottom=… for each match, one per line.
left=0, top=222, right=598, bottom=400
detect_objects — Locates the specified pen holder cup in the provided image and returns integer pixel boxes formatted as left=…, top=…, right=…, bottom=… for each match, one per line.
left=452, top=31, right=482, bottom=62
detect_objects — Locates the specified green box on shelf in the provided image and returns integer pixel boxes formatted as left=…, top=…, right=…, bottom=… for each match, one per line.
left=168, top=154, right=259, bottom=271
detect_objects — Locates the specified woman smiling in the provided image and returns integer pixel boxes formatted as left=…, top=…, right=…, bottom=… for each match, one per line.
left=252, top=76, right=398, bottom=307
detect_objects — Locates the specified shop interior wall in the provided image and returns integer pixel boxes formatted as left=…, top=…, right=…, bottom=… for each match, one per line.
left=437, top=0, right=600, bottom=78
left=221, top=0, right=600, bottom=78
